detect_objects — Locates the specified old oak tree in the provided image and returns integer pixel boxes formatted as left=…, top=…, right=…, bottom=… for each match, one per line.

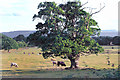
left=28, top=1, right=104, bottom=69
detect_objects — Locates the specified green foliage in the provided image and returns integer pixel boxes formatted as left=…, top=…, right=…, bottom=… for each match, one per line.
left=93, top=36, right=120, bottom=45
left=2, top=34, right=19, bottom=51
left=13, top=34, right=26, bottom=42
left=1, top=33, right=28, bottom=51
left=17, top=41, right=27, bottom=48
left=112, top=36, right=120, bottom=45
left=13, top=35, right=28, bottom=48
left=29, top=1, right=104, bottom=60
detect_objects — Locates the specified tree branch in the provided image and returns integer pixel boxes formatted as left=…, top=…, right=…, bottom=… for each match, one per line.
left=81, top=1, right=88, bottom=7
left=90, top=3, right=105, bottom=16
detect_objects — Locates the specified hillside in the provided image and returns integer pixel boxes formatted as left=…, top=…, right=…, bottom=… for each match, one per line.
left=2, top=31, right=35, bottom=38
left=1, top=30, right=118, bottom=38
left=100, top=30, right=118, bottom=37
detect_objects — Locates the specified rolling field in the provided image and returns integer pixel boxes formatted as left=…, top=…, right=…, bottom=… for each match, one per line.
left=0, top=46, right=119, bottom=78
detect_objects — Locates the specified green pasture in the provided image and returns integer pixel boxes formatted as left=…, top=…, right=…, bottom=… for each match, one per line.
left=2, top=68, right=119, bottom=78
left=0, top=46, right=119, bottom=78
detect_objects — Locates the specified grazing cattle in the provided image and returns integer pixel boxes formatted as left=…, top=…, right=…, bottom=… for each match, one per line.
left=57, top=61, right=66, bottom=67
left=51, top=58, right=56, bottom=61
left=52, top=61, right=57, bottom=66
left=107, top=60, right=110, bottom=65
left=39, top=53, right=41, bottom=54
left=51, top=58, right=56, bottom=66
left=112, top=64, right=114, bottom=67
left=10, top=63, right=18, bottom=68
left=28, top=53, right=30, bottom=55
left=118, top=52, right=120, bottom=54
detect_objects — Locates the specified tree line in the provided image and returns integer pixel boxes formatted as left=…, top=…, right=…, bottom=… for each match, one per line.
left=0, top=33, right=27, bottom=52
left=92, top=36, right=120, bottom=45
left=1, top=32, right=119, bottom=52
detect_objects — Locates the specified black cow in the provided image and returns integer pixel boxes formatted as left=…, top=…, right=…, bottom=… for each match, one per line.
left=57, top=61, right=66, bottom=66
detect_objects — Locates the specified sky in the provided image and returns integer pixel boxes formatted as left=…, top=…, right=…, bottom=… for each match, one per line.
left=0, top=0, right=119, bottom=32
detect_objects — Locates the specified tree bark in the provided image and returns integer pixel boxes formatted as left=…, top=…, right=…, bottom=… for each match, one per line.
left=8, top=49, right=10, bottom=52
left=69, top=58, right=79, bottom=68
left=68, top=54, right=80, bottom=69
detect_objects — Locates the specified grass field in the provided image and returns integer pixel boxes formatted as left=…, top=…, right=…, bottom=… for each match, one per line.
left=0, top=46, right=119, bottom=78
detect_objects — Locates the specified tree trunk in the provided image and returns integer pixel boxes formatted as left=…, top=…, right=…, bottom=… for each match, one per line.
left=8, top=49, right=10, bottom=52
left=68, top=54, right=80, bottom=69
left=69, top=58, right=79, bottom=68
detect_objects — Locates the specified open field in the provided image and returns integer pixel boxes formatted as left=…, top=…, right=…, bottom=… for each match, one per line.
left=0, top=46, right=119, bottom=78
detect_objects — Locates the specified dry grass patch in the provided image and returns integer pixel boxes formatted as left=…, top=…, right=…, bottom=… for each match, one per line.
left=1, top=46, right=119, bottom=78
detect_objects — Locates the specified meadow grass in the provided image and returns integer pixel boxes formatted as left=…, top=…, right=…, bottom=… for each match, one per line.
left=102, top=45, right=120, bottom=49
left=1, top=46, right=119, bottom=78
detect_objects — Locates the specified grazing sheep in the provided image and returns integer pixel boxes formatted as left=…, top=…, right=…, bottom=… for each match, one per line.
left=57, top=61, right=66, bottom=67
left=10, top=63, right=18, bottom=68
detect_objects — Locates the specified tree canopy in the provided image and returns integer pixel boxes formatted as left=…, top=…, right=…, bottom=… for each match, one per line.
left=28, top=1, right=104, bottom=69
left=13, top=34, right=26, bottom=42
left=1, top=33, right=19, bottom=52
left=1, top=33, right=28, bottom=52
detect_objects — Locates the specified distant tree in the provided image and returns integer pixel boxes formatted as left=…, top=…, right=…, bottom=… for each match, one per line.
left=26, top=35, right=36, bottom=47
left=112, top=36, right=120, bottom=45
left=28, top=1, right=104, bottom=69
left=13, top=34, right=26, bottom=42
left=93, top=36, right=113, bottom=45
left=2, top=34, right=19, bottom=52
left=17, top=41, right=28, bottom=48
